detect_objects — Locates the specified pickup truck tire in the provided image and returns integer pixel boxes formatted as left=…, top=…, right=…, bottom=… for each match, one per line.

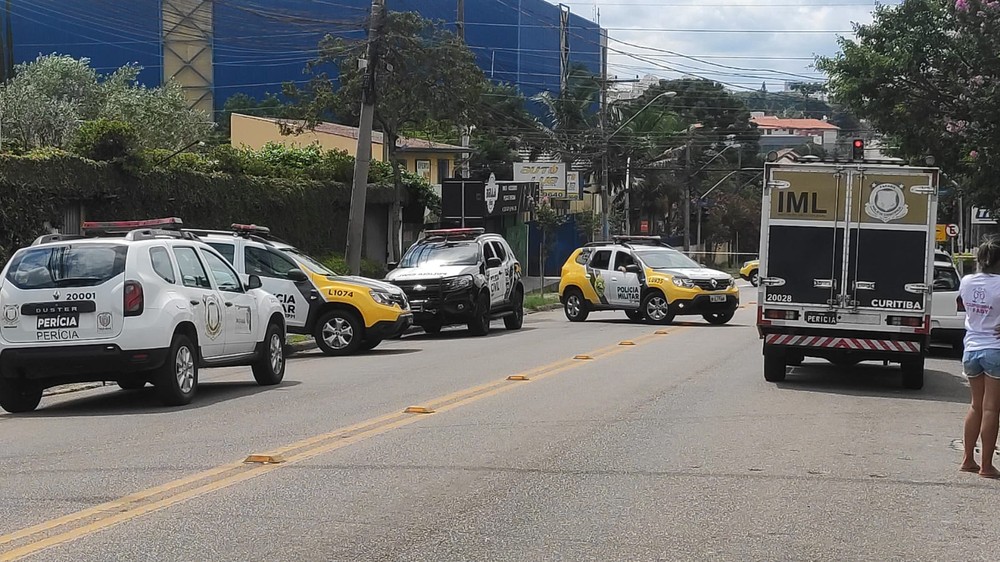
left=117, top=380, right=147, bottom=390
left=155, top=334, right=198, bottom=406
left=0, top=379, right=42, bottom=413
left=763, top=349, right=787, bottom=382
left=901, top=357, right=925, bottom=390
left=252, top=322, right=286, bottom=386
left=563, top=289, right=590, bottom=322
left=504, top=288, right=524, bottom=330
left=786, top=351, right=804, bottom=367
left=360, top=338, right=383, bottom=352
left=421, top=323, right=442, bottom=334
left=316, top=310, right=363, bottom=356
left=468, top=293, right=491, bottom=336
left=703, top=311, right=734, bottom=325
left=624, top=309, right=644, bottom=322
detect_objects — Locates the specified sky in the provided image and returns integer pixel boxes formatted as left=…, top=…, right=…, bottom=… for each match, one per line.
left=555, top=0, right=898, bottom=94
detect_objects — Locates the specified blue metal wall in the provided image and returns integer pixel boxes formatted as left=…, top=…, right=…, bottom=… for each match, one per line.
left=7, top=0, right=602, bottom=114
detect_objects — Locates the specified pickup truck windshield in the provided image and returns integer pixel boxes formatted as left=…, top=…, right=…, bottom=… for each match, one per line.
left=398, top=242, right=480, bottom=268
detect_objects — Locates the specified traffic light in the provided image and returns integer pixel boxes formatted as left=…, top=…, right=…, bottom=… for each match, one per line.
left=851, top=139, right=865, bottom=160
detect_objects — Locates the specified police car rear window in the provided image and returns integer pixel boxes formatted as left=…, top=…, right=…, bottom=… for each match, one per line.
left=5, top=244, right=127, bottom=290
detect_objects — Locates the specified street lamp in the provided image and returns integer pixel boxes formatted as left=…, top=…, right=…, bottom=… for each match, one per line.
left=694, top=143, right=742, bottom=250
left=601, top=90, right=676, bottom=240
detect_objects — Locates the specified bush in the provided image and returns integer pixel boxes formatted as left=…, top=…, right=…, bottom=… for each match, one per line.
left=71, top=119, right=140, bottom=162
left=321, top=254, right=387, bottom=279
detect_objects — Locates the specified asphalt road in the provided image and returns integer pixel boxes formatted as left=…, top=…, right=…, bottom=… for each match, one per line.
left=0, top=286, right=991, bottom=561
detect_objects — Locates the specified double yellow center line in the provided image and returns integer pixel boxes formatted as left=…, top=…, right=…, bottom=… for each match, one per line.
left=0, top=328, right=676, bottom=560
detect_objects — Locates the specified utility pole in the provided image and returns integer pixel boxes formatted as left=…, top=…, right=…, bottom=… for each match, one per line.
left=346, top=0, right=386, bottom=275
left=457, top=0, right=470, bottom=179
left=683, top=129, right=692, bottom=253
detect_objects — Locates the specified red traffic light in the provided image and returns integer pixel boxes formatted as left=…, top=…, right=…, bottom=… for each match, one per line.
left=851, top=139, right=865, bottom=160
left=853, top=139, right=863, bottom=148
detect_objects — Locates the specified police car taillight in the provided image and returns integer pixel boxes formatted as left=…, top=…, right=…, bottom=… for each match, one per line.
left=231, top=223, right=271, bottom=236
left=957, top=296, right=966, bottom=312
left=124, top=281, right=144, bottom=317
left=82, top=218, right=183, bottom=234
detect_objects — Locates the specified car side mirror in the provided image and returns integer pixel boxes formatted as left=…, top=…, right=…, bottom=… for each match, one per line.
left=287, top=268, right=309, bottom=283
left=387, top=261, right=398, bottom=272
left=246, top=274, right=263, bottom=290
left=625, top=264, right=641, bottom=274
left=486, top=257, right=503, bottom=269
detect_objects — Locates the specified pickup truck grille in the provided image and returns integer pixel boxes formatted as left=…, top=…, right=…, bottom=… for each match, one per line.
left=392, top=279, right=443, bottom=302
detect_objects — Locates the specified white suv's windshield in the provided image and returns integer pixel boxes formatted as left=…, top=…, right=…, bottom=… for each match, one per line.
left=398, top=242, right=480, bottom=268
left=633, top=248, right=701, bottom=269
left=286, top=248, right=338, bottom=276
left=5, top=244, right=128, bottom=289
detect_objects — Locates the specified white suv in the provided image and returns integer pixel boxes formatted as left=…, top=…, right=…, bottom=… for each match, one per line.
left=0, top=218, right=287, bottom=413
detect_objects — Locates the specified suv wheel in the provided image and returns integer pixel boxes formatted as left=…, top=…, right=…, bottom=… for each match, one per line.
left=642, top=292, right=674, bottom=325
left=316, top=310, right=363, bottom=356
left=563, top=289, right=589, bottom=322
left=703, top=311, right=734, bottom=325
left=468, top=293, right=491, bottom=336
left=252, top=322, right=286, bottom=385
left=0, top=379, right=42, bottom=413
left=421, top=323, right=442, bottom=335
left=750, top=270, right=760, bottom=287
left=155, top=334, right=198, bottom=406
left=504, top=288, right=524, bottom=330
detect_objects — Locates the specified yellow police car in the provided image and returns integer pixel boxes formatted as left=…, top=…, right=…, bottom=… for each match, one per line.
left=558, top=237, right=739, bottom=325
left=739, top=259, right=760, bottom=286
left=195, top=224, right=412, bottom=355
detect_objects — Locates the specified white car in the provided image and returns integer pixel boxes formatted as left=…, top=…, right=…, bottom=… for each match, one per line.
left=930, top=256, right=964, bottom=350
left=0, top=218, right=287, bottom=413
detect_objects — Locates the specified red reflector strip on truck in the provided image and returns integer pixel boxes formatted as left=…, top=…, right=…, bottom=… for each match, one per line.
left=765, top=334, right=920, bottom=353
left=886, top=315, right=923, bottom=327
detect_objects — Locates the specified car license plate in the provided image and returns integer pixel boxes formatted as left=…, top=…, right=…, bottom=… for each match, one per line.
left=36, top=313, right=80, bottom=330
left=805, top=311, right=837, bottom=325
left=710, top=295, right=727, bottom=303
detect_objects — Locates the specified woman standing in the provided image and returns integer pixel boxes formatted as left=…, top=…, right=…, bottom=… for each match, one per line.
left=960, top=236, right=1000, bottom=478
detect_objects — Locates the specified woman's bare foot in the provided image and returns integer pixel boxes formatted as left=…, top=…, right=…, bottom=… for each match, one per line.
left=961, top=462, right=981, bottom=473
left=979, top=466, right=1000, bottom=479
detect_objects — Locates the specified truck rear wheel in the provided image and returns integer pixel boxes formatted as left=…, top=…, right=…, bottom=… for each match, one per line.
left=901, top=357, right=924, bottom=390
left=763, top=349, right=787, bottom=382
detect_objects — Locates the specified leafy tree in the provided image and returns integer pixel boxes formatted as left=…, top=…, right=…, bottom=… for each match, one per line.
left=72, top=119, right=140, bottom=163
left=817, top=0, right=1000, bottom=209
left=285, top=11, right=487, bottom=260
left=0, top=55, right=213, bottom=152
left=534, top=197, right=567, bottom=288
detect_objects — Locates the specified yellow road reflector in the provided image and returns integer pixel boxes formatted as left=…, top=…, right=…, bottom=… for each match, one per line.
left=243, top=454, right=286, bottom=465
left=404, top=406, right=435, bottom=414
left=619, top=340, right=636, bottom=346
left=655, top=330, right=670, bottom=335
left=573, top=354, right=593, bottom=360
left=507, top=375, right=529, bottom=381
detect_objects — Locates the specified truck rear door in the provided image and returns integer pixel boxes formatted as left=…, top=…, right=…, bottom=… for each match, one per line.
left=762, top=165, right=847, bottom=308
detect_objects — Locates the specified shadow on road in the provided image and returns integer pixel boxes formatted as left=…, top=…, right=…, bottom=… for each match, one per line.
left=360, top=348, right=422, bottom=356
left=403, top=326, right=537, bottom=342
left=22, top=380, right=302, bottom=417
left=776, top=362, right=968, bottom=403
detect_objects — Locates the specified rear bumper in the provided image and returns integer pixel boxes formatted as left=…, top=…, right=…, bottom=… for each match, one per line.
left=0, top=344, right=170, bottom=387
left=366, top=313, right=414, bottom=340
left=760, top=327, right=927, bottom=359
left=671, top=294, right=739, bottom=316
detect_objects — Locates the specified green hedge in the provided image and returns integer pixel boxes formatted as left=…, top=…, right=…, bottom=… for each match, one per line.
left=0, top=151, right=411, bottom=263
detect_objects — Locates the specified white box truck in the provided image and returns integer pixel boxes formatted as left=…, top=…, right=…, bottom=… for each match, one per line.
left=756, top=158, right=939, bottom=389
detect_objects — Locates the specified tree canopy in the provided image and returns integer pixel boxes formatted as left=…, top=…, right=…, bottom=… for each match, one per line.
left=817, top=0, right=1000, bottom=209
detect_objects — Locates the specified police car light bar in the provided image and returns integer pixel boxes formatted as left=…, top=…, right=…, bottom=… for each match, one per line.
left=231, top=223, right=271, bottom=236
left=424, top=228, right=485, bottom=236
left=82, top=217, right=184, bottom=233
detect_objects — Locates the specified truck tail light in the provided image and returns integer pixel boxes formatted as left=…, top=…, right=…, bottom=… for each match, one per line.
left=124, top=280, right=144, bottom=317
left=763, top=309, right=799, bottom=321
left=887, top=315, right=922, bottom=327
left=957, top=296, right=965, bottom=312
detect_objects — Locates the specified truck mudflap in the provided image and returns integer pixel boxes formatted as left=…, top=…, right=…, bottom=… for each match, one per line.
left=764, top=333, right=920, bottom=353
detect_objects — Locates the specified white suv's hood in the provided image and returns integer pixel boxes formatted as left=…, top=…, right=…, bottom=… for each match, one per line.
left=386, top=265, right=476, bottom=281
left=657, top=267, right=732, bottom=280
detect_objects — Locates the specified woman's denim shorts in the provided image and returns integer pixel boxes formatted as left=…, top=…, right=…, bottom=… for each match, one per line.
left=963, top=349, right=1000, bottom=379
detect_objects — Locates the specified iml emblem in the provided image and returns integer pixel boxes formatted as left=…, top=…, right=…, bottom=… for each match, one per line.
left=413, top=285, right=426, bottom=291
